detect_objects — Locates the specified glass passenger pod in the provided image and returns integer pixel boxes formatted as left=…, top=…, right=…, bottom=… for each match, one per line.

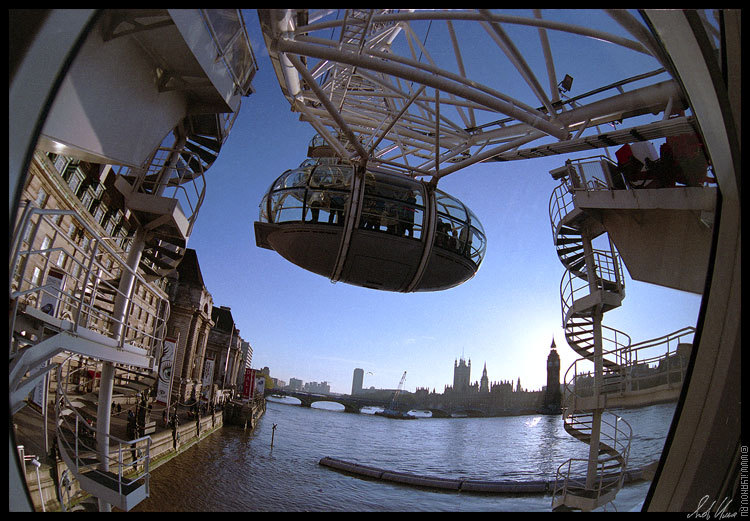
left=254, top=157, right=486, bottom=292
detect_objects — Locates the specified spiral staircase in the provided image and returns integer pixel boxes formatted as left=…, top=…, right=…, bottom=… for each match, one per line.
left=115, top=111, right=239, bottom=283
left=548, top=165, right=633, bottom=511
left=548, top=155, right=704, bottom=511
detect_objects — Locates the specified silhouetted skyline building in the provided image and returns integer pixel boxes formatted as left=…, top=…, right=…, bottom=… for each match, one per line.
left=543, top=337, right=562, bottom=413
left=413, top=337, right=564, bottom=415
left=352, top=368, right=364, bottom=395
left=453, top=357, right=471, bottom=393
left=480, top=363, right=489, bottom=393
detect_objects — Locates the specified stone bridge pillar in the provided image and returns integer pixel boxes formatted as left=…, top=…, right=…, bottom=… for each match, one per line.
left=342, top=402, right=361, bottom=414
left=296, top=395, right=314, bottom=408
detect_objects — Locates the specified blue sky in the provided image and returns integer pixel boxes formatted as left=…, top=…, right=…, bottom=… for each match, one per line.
left=186, top=10, right=702, bottom=395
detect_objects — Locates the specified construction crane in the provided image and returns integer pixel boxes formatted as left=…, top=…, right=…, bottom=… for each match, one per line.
left=390, top=371, right=407, bottom=410
left=376, top=371, right=414, bottom=420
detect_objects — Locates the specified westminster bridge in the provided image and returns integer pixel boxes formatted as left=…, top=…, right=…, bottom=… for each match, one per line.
left=263, top=389, right=542, bottom=418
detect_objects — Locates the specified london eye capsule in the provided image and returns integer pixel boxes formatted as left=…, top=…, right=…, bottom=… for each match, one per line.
left=253, top=138, right=486, bottom=292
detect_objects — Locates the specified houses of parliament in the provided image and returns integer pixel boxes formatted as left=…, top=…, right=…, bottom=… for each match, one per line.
left=411, top=339, right=562, bottom=416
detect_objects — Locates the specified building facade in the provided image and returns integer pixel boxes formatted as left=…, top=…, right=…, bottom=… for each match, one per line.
left=413, top=340, right=561, bottom=415
left=204, top=305, right=244, bottom=403
left=164, top=248, right=215, bottom=402
left=12, top=151, right=169, bottom=398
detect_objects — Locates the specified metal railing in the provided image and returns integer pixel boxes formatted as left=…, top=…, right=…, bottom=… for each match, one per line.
left=9, top=203, right=170, bottom=359
left=565, top=156, right=623, bottom=192
left=55, top=358, right=151, bottom=499
left=549, top=178, right=576, bottom=237
left=563, top=326, right=695, bottom=401
left=564, top=322, right=631, bottom=364
left=116, top=146, right=208, bottom=239
left=548, top=156, right=627, bottom=239
left=549, top=156, right=633, bottom=510
left=559, top=248, right=625, bottom=325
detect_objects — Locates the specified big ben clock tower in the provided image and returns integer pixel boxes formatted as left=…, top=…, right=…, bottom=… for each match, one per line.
left=544, top=337, right=562, bottom=413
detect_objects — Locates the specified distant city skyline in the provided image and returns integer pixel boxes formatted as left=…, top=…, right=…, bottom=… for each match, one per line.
left=272, top=349, right=552, bottom=396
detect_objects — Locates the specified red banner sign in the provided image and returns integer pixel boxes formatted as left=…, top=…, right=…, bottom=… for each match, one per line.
left=242, top=368, right=255, bottom=400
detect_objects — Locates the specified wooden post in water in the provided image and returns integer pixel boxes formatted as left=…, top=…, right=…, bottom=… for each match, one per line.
left=271, top=423, right=277, bottom=447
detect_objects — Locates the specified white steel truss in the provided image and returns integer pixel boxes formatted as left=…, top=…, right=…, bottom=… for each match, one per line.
left=257, top=9, right=710, bottom=182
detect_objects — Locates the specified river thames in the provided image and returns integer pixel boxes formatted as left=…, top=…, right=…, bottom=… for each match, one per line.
left=132, top=398, right=676, bottom=511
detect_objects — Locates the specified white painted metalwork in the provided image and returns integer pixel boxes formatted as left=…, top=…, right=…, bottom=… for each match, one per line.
left=258, top=9, right=688, bottom=182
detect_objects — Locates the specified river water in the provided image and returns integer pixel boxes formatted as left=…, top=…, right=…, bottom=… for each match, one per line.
left=132, top=398, right=676, bottom=511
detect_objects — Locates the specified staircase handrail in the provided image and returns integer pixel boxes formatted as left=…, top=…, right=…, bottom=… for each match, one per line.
left=563, top=326, right=695, bottom=400
left=553, top=411, right=632, bottom=506
left=118, top=145, right=208, bottom=238
left=562, top=411, right=632, bottom=460
left=55, top=357, right=151, bottom=497
left=549, top=155, right=624, bottom=236
left=559, top=248, right=625, bottom=325
left=549, top=156, right=633, bottom=510
left=10, top=203, right=170, bottom=359
left=549, top=179, right=575, bottom=237
left=615, top=326, right=695, bottom=364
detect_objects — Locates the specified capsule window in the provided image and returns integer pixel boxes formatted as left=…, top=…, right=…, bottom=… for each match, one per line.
left=299, top=158, right=318, bottom=169
left=258, top=193, right=270, bottom=222
left=360, top=197, right=423, bottom=239
left=359, top=172, right=424, bottom=239
left=311, top=164, right=353, bottom=189
left=270, top=189, right=305, bottom=223
left=300, top=164, right=352, bottom=225
left=283, top=169, right=310, bottom=189
left=434, top=214, right=466, bottom=254
left=435, top=191, right=468, bottom=223
left=468, top=227, right=486, bottom=265
left=304, top=189, right=348, bottom=225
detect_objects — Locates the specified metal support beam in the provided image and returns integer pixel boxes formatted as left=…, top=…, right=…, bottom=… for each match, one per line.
left=275, top=38, right=570, bottom=141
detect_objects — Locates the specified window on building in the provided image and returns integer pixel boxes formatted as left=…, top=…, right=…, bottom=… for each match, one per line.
left=52, top=154, right=68, bottom=173
left=70, top=260, right=81, bottom=279
left=79, top=190, right=93, bottom=211
left=93, top=203, right=107, bottom=227
left=22, top=219, right=33, bottom=245
left=116, top=228, right=128, bottom=249
left=31, top=266, right=42, bottom=286
left=67, top=168, right=85, bottom=194
left=35, top=187, right=48, bottom=207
